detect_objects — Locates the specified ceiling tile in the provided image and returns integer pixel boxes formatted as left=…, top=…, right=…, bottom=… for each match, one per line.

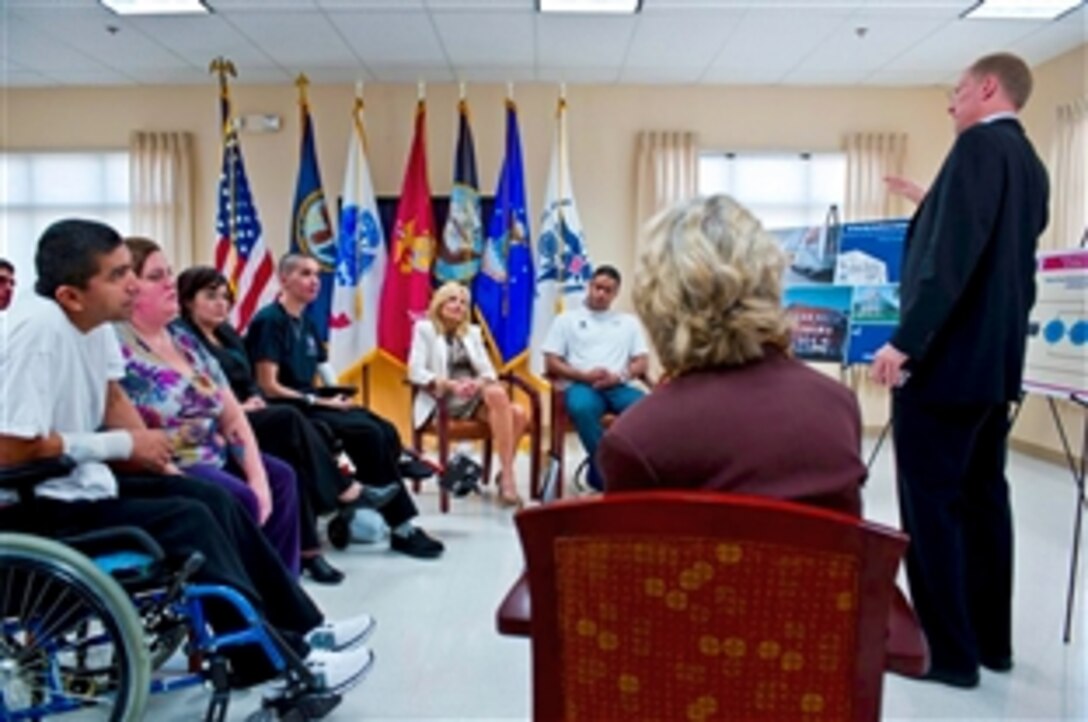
left=424, top=0, right=532, bottom=9
left=625, top=9, right=746, bottom=68
left=328, top=10, right=449, bottom=66
left=536, top=14, right=638, bottom=68
left=536, top=65, right=621, bottom=83
left=885, top=17, right=1053, bottom=71
left=708, top=9, right=852, bottom=73
left=700, top=65, right=786, bottom=84
left=369, top=65, right=456, bottom=83
left=123, top=14, right=272, bottom=69
left=433, top=12, right=534, bottom=67
left=3, top=14, right=110, bottom=72
left=619, top=65, right=703, bottom=83
left=12, top=6, right=188, bottom=71
left=800, top=15, right=953, bottom=71
left=221, top=11, right=358, bottom=66
left=448, top=65, right=538, bottom=82
left=1009, top=5, right=1087, bottom=67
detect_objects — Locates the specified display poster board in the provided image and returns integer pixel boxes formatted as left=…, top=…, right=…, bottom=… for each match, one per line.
left=1023, top=249, right=1088, bottom=398
left=772, top=218, right=907, bottom=365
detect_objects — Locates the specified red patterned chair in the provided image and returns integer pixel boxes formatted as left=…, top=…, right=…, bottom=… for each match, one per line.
left=505, top=491, right=909, bottom=721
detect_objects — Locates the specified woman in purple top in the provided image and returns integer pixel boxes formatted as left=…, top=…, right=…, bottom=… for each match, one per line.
left=115, top=237, right=301, bottom=575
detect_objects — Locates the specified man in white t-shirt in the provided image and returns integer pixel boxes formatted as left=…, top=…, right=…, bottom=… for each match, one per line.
left=543, top=265, right=649, bottom=491
left=0, top=219, right=373, bottom=690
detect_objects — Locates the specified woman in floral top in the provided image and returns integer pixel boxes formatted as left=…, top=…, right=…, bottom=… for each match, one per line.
left=115, top=237, right=301, bottom=574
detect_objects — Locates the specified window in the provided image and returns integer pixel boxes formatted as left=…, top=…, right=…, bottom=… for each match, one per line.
left=698, top=151, right=845, bottom=230
left=0, top=151, right=130, bottom=299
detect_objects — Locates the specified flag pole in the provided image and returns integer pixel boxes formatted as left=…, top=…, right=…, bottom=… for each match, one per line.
left=556, top=84, right=567, bottom=312
left=209, top=56, right=238, bottom=252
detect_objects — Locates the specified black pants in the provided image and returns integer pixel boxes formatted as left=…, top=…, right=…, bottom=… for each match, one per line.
left=304, top=406, right=418, bottom=528
left=248, top=404, right=351, bottom=552
left=0, top=473, right=323, bottom=683
left=892, top=394, right=1013, bottom=675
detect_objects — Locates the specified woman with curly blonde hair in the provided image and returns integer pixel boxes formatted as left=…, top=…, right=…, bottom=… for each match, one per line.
left=598, top=194, right=865, bottom=516
left=408, top=282, right=529, bottom=506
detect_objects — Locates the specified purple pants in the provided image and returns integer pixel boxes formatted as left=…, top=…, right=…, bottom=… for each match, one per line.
left=187, top=453, right=301, bottom=576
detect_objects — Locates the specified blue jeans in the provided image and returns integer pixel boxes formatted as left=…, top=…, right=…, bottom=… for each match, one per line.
left=565, top=382, right=645, bottom=491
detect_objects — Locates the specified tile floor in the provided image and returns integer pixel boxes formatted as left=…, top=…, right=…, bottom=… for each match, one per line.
left=147, top=437, right=1086, bottom=721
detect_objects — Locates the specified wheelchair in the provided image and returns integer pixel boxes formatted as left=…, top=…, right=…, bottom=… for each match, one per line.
left=0, top=457, right=345, bottom=722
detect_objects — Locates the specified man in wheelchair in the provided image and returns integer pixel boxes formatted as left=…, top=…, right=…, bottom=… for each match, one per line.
left=0, top=219, right=373, bottom=718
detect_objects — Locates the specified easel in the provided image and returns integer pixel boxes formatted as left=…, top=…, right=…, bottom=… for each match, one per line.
left=1020, top=388, right=1088, bottom=643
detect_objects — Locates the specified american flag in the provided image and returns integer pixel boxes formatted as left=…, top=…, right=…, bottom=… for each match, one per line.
left=214, top=108, right=276, bottom=331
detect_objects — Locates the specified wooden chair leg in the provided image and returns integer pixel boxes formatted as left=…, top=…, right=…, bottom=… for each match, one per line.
left=411, top=428, right=423, bottom=495
left=438, top=427, right=450, bottom=514
left=482, top=437, right=493, bottom=489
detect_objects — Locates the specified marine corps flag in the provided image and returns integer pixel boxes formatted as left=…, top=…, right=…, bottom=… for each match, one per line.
left=378, top=98, right=436, bottom=364
left=435, top=97, right=482, bottom=285
left=290, top=74, right=336, bottom=341
left=474, top=98, right=534, bottom=370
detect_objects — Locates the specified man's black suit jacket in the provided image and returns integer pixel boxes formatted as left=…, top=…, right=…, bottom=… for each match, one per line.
left=892, top=117, right=1049, bottom=404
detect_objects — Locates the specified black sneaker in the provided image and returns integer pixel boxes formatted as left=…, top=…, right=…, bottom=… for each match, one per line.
left=399, top=457, right=436, bottom=480
left=302, top=555, right=345, bottom=585
left=390, top=528, right=444, bottom=559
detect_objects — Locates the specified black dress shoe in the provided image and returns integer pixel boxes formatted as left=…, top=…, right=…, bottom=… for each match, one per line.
left=302, top=555, right=345, bottom=585
left=921, top=666, right=980, bottom=689
left=390, top=528, right=444, bottom=559
left=399, top=457, right=435, bottom=480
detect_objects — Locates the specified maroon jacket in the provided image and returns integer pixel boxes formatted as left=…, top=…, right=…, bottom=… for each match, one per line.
left=599, top=350, right=865, bottom=516
left=598, top=350, right=928, bottom=675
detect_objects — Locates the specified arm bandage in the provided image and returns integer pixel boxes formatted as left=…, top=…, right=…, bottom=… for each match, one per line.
left=60, top=431, right=134, bottom=464
left=317, top=362, right=338, bottom=387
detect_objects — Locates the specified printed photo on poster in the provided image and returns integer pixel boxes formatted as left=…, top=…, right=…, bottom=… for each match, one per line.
left=847, top=284, right=900, bottom=365
left=784, top=285, right=853, bottom=363
left=834, top=219, right=908, bottom=285
left=770, top=222, right=840, bottom=286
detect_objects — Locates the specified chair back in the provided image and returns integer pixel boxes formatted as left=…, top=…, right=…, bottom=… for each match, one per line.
left=515, top=491, right=907, bottom=722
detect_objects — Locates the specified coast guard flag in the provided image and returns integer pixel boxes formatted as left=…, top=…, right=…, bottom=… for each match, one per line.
left=214, top=86, right=276, bottom=331
left=328, top=94, right=387, bottom=373
left=474, top=99, right=534, bottom=370
left=435, top=98, right=482, bottom=285
left=378, top=99, right=436, bottom=364
left=290, top=94, right=336, bottom=342
left=531, top=96, right=592, bottom=377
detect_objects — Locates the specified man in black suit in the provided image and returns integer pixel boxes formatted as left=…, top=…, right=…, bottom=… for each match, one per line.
left=872, top=52, right=1049, bottom=689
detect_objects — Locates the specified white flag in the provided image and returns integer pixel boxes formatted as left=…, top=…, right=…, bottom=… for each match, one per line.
left=328, top=96, right=387, bottom=373
left=531, top=96, right=591, bottom=377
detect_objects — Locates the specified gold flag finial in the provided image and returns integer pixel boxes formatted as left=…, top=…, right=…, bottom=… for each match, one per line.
left=209, top=56, right=236, bottom=93
left=295, top=73, right=310, bottom=106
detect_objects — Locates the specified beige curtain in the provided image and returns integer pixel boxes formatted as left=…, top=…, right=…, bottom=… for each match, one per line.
left=129, top=131, right=195, bottom=269
left=634, top=131, right=698, bottom=247
left=1046, top=99, right=1087, bottom=250
left=842, top=132, right=908, bottom=430
left=842, top=132, right=907, bottom=222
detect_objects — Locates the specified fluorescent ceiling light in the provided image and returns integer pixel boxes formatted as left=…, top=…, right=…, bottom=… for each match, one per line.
left=539, top=0, right=642, bottom=14
left=100, top=0, right=210, bottom=15
left=963, top=0, right=1082, bottom=20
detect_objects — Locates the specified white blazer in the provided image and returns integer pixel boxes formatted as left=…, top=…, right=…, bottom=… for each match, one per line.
left=407, top=319, right=497, bottom=429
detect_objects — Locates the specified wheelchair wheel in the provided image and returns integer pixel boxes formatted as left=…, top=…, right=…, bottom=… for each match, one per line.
left=0, top=532, right=150, bottom=721
left=327, top=512, right=352, bottom=550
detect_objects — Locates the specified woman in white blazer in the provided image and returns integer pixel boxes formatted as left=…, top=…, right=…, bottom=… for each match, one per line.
left=408, top=282, right=529, bottom=507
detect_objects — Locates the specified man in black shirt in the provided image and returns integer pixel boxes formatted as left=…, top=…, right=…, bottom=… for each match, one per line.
left=246, top=254, right=443, bottom=559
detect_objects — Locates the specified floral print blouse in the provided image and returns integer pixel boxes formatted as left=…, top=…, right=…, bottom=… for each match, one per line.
left=115, top=321, right=231, bottom=469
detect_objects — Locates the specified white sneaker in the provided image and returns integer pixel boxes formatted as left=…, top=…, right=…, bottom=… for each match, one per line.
left=305, top=647, right=375, bottom=694
left=306, top=612, right=375, bottom=652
